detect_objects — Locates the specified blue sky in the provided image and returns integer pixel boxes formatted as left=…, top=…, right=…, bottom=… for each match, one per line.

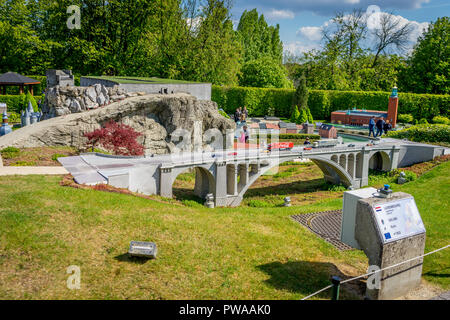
left=230, top=0, right=450, bottom=56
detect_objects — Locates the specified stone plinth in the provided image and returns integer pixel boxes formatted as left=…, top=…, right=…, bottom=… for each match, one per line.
left=355, top=192, right=426, bottom=300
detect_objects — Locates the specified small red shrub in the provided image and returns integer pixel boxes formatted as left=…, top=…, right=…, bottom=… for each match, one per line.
left=84, top=121, right=144, bottom=156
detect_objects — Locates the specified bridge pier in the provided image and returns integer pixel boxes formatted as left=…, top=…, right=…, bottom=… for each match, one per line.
left=358, top=147, right=371, bottom=187
left=160, top=166, right=174, bottom=198
left=215, top=162, right=228, bottom=207
left=227, top=164, right=238, bottom=196
left=390, top=145, right=400, bottom=170
left=238, top=163, right=249, bottom=193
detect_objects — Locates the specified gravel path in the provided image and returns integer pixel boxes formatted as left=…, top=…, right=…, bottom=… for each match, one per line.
left=0, top=166, right=68, bottom=176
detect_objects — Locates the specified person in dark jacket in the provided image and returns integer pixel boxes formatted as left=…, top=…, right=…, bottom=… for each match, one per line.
left=383, top=120, right=392, bottom=135
left=304, top=137, right=311, bottom=145
left=376, top=118, right=385, bottom=137
left=234, top=108, right=241, bottom=123
left=242, top=107, right=248, bottom=122
left=368, top=116, right=376, bottom=137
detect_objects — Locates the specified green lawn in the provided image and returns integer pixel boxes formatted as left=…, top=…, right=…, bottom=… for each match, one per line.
left=0, top=162, right=448, bottom=300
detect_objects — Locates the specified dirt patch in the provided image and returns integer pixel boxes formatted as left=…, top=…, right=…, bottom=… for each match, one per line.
left=1, top=147, right=79, bottom=166
left=60, top=175, right=181, bottom=206
left=400, top=154, right=450, bottom=176
left=396, top=280, right=444, bottom=300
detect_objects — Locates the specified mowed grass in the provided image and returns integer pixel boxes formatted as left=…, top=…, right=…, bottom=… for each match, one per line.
left=0, top=162, right=449, bottom=299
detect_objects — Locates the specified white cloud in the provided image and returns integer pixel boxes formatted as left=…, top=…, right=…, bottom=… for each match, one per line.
left=235, top=0, right=431, bottom=16
left=266, top=9, right=295, bottom=20
left=366, top=11, right=429, bottom=44
left=284, top=41, right=322, bottom=56
left=186, top=17, right=203, bottom=31
left=297, top=26, right=322, bottom=41
left=290, top=8, right=429, bottom=57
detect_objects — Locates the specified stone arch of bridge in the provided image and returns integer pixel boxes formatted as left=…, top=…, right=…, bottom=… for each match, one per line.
left=230, top=155, right=354, bottom=206
left=170, top=165, right=216, bottom=199
left=368, top=150, right=392, bottom=171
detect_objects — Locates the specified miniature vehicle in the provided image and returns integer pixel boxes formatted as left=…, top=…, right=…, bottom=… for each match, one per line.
left=268, top=142, right=294, bottom=151
left=304, top=147, right=313, bottom=151
left=313, top=139, right=340, bottom=148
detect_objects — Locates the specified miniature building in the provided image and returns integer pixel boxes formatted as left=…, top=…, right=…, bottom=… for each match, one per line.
left=0, top=110, right=12, bottom=136
left=303, top=123, right=315, bottom=134
left=0, top=103, right=6, bottom=115
left=278, top=121, right=287, bottom=134
left=265, top=123, right=280, bottom=131
left=286, top=122, right=298, bottom=134
left=319, top=124, right=337, bottom=139
left=331, top=87, right=399, bottom=128
left=46, top=70, right=74, bottom=88
left=21, top=102, right=42, bottom=127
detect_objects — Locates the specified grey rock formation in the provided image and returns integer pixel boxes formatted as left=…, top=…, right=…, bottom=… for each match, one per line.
left=0, top=93, right=235, bottom=155
left=42, top=84, right=128, bottom=120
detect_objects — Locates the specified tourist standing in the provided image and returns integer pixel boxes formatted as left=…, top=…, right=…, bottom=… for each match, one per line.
left=243, top=125, right=249, bottom=143
left=376, top=118, right=385, bottom=137
left=234, top=108, right=241, bottom=123
left=383, top=120, right=392, bottom=135
left=369, top=116, right=376, bottom=137
left=242, top=107, right=248, bottom=122
left=304, top=137, right=311, bottom=145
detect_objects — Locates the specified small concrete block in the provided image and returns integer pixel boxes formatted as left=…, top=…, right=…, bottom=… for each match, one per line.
left=128, top=241, right=157, bottom=259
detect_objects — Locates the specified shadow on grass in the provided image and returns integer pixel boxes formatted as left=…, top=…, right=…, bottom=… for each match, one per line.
left=245, top=179, right=328, bottom=198
left=114, top=253, right=153, bottom=265
left=424, top=267, right=450, bottom=278
left=173, top=188, right=204, bottom=205
left=257, top=261, right=365, bottom=300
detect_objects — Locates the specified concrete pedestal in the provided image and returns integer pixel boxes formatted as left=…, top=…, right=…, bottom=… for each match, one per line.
left=355, top=192, right=426, bottom=300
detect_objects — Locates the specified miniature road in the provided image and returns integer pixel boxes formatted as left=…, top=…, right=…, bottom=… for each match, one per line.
left=59, top=139, right=386, bottom=186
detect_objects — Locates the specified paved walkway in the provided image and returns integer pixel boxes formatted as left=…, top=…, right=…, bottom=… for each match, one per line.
left=0, top=166, right=68, bottom=176
left=430, top=291, right=450, bottom=300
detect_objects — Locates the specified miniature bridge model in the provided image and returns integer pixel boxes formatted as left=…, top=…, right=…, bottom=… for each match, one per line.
left=60, top=142, right=415, bottom=207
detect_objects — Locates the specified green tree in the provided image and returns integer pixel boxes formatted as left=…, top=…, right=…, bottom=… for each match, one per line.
left=236, top=9, right=282, bottom=63
left=401, top=17, right=449, bottom=94
left=25, top=91, right=38, bottom=112
left=292, top=75, right=309, bottom=110
left=290, top=105, right=300, bottom=123
left=298, top=107, right=308, bottom=124
left=306, top=107, right=314, bottom=123
left=182, top=0, right=242, bottom=85
left=239, top=56, right=291, bottom=88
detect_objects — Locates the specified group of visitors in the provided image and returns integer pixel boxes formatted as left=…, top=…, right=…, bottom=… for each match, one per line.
left=234, top=107, right=248, bottom=124
left=369, top=116, right=392, bottom=138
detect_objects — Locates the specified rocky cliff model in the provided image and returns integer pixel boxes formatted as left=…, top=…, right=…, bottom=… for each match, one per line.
left=0, top=93, right=235, bottom=155
left=42, top=84, right=131, bottom=119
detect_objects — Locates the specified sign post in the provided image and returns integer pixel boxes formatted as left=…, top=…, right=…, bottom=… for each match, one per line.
left=355, top=192, right=426, bottom=300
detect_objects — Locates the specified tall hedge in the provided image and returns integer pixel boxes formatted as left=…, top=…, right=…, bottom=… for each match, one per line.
left=0, top=94, right=45, bottom=113
left=212, top=85, right=450, bottom=121
left=212, top=86, right=293, bottom=118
